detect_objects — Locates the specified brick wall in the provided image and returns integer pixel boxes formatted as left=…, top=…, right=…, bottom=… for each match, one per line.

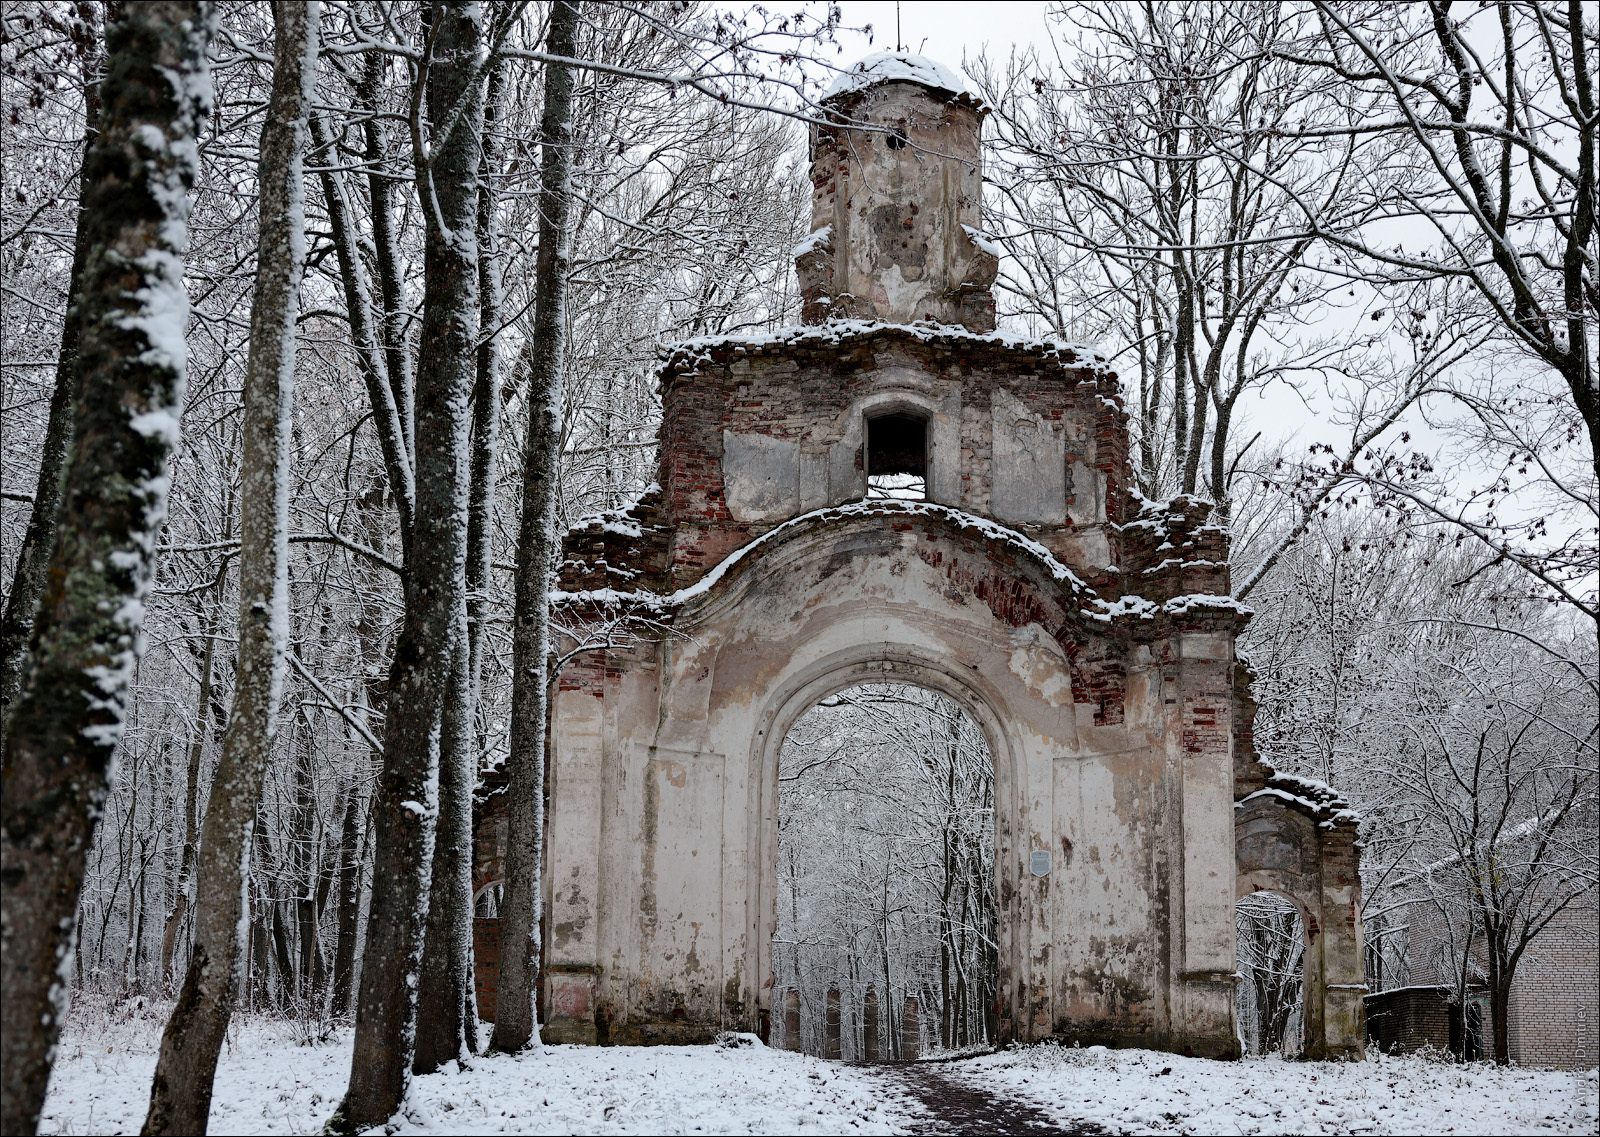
left=649, top=326, right=1128, bottom=587
left=1508, top=908, right=1600, bottom=1068
left=1365, top=987, right=1458, bottom=1055
left=474, top=917, right=502, bottom=1023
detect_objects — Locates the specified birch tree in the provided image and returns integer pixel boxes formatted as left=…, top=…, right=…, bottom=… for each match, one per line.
left=0, top=4, right=214, bottom=1133
left=141, top=4, right=316, bottom=1131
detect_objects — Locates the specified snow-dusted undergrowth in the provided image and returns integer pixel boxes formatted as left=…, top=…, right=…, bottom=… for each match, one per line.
left=949, top=1043, right=1598, bottom=1137
left=39, top=1002, right=1596, bottom=1135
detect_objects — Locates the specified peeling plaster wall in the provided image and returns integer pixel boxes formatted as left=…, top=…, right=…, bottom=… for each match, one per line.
left=538, top=512, right=1248, bottom=1056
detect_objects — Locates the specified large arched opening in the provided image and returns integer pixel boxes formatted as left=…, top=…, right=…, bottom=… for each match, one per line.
left=749, top=648, right=1021, bottom=1054
left=770, top=681, right=997, bottom=1058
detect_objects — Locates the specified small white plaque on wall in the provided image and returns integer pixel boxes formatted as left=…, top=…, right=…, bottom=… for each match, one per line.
left=1030, top=849, right=1051, bottom=878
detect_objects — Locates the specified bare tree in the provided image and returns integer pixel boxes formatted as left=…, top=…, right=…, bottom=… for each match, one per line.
left=1271, top=1, right=1598, bottom=621
left=493, top=0, right=579, bottom=1056
left=975, top=2, right=1411, bottom=511
left=332, top=0, right=483, bottom=1126
left=0, top=4, right=214, bottom=1132
left=1285, top=0, right=1596, bottom=480
left=1384, top=630, right=1597, bottom=1064
left=141, top=5, right=316, bottom=1131
left=1236, top=892, right=1305, bottom=1054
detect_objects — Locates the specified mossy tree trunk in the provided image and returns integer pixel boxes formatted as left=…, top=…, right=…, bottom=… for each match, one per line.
left=0, top=4, right=215, bottom=1133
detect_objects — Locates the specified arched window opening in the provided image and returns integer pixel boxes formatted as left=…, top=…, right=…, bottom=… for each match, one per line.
left=773, top=682, right=995, bottom=1059
left=1235, top=892, right=1306, bottom=1055
left=866, top=412, right=927, bottom=501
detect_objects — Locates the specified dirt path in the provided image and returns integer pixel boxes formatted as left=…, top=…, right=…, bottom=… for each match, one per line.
left=871, top=1062, right=1111, bottom=1136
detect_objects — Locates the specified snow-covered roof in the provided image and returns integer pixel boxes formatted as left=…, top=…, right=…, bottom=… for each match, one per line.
left=823, top=51, right=966, bottom=100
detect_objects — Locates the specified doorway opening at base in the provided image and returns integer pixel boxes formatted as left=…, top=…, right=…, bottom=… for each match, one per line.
left=771, top=682, right=996, bottom=1059
left=1236, top=891, right=1307, bottom=1056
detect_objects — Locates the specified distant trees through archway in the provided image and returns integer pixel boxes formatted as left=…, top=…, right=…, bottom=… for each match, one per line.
left=772, top=683, right=995, bottom=1058
left=1236, top=892, right=1307, bottom=1055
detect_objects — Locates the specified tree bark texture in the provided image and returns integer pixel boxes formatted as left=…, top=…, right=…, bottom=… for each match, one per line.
left=334, top=2, right=482, bottom=1125
left=0, top=4, right=103, bottom=720
left=141, top=5, right=315, bottom=1132
left=467, top=54, right=506, bottom=759
left=492, top=0, right=579, bottom=1055
left=0, top=5, right=214, bottom=1133
left=329, top=781, right=364, bottom=1016
left=415, top=46, right=507, bottom=1074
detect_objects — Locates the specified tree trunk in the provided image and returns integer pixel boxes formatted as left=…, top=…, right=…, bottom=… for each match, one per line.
left=333, top=3, right=482, bottom=1126
left=0, top=4, right=104, bottom=719
left=491, top=0, right=579, bottom=1056
left=291, top=744, right=320, bottom=1003
left=415, top=46, right=508, bottom=1070
left=140, top=5, right=314, bottom=1131
left=359, top=47, right=416, bottom=460
left=468, top=56, right=507, bottom=747
left=330, top=782, right=363, bottom=1016
left=1490, top=972, right=1511, bottom=1065
left=414, top=626, right=474, bottom=1072
left=159, top=560, right=227, bottom=989
left=0, top=5, right=214, bottom=1133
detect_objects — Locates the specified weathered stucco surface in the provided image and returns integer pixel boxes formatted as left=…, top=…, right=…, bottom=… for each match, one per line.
left=797, top=74, right=997, bottom=329
left=473, top=58, right=1363, bottom=1061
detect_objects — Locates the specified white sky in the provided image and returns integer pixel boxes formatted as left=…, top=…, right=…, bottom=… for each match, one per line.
left=827, top=1, right=1056, bottom=78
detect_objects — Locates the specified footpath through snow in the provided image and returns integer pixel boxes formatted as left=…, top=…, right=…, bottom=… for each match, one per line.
left=38, top=1004, right=1598, bottom=1135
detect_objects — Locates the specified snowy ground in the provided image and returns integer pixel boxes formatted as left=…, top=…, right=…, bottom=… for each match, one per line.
left=946, top=1044, right=1599, bottom=1136
left=38, top=1005, right=921, bottom=1136
left=39, top=1002, right=1599, bottom=1135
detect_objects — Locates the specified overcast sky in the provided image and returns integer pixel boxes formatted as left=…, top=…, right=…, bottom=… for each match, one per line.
left=827, top=1, right=1056, bottom=78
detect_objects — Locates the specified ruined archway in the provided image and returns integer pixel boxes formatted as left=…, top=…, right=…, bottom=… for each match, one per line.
left=470, top=50, right=1362, bottom=1061
left=1234, top=781, right=1366, bottom=1060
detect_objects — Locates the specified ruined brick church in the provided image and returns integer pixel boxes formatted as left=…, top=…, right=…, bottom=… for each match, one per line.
left=474, top=52, right=1366, bottom=1060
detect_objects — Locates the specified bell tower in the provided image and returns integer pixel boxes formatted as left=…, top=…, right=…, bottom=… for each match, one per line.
left=797, top=52, right=999, bottom=330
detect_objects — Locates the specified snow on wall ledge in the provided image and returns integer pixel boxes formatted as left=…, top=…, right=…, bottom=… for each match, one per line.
left=659, top=319, right=1115, bottom=380
left=554, top=497, right=1243, bottom=636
